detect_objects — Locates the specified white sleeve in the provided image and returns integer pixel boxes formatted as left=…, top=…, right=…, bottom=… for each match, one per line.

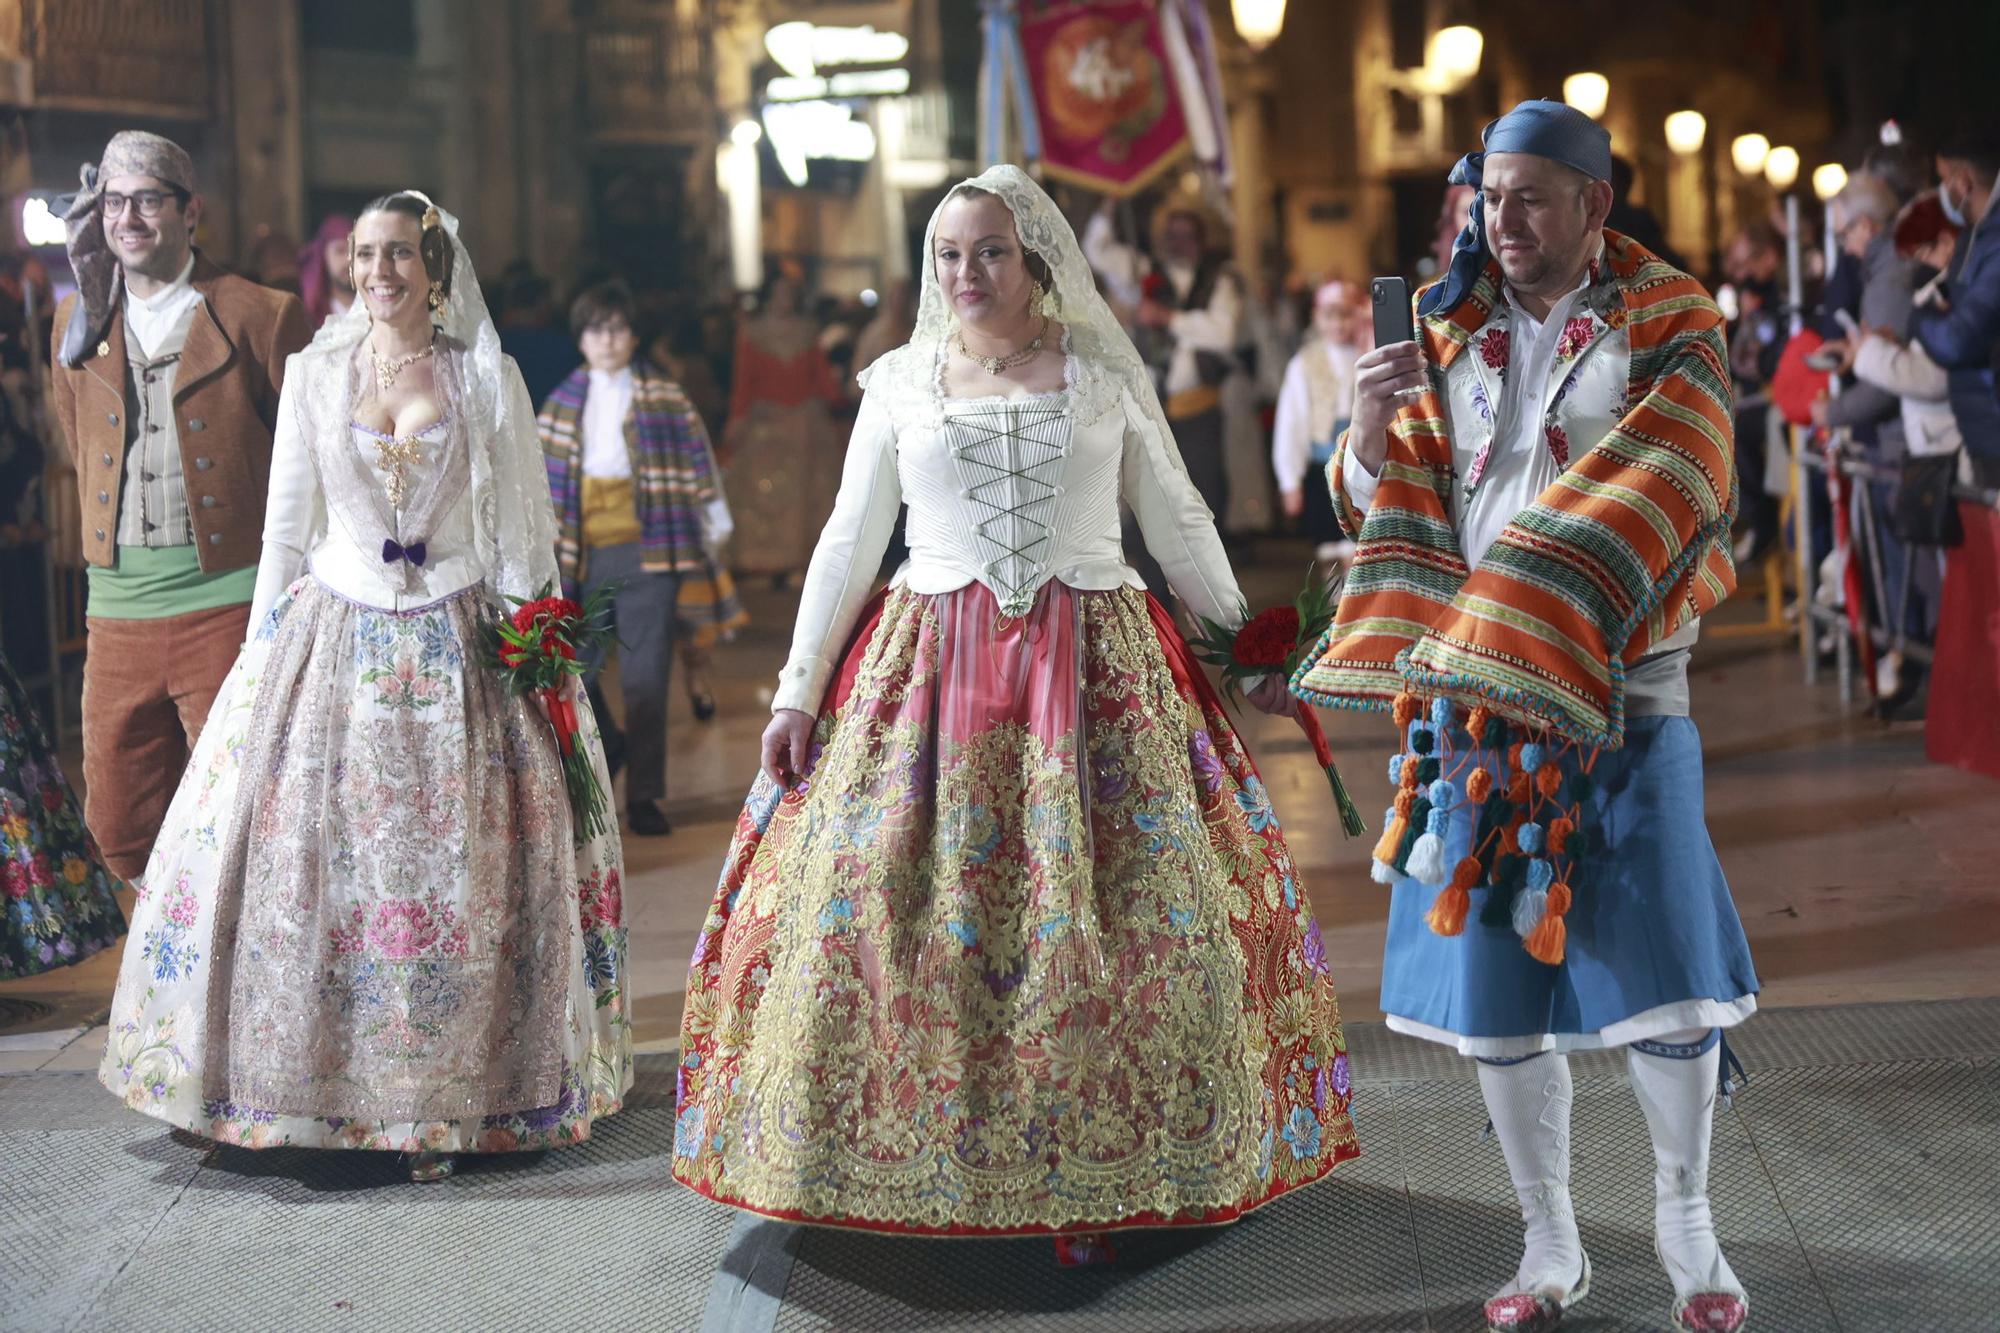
left=1271, top=353, right=1312, bottom=492
left=1338, top=436, right=1381, bottom=511
left=1167, top=271, right=1242, bottom=353
left=248, top=359, right=322, bottom=631
left=1082, top=210, right=1145, bottom=310
left=1853, top=333, right=1949, bottom=401
left=491, top=361, right=563, bottom=602
left=1120, top=389, right=1244, bottom=631
left=771, top=391, right=903, bottom=715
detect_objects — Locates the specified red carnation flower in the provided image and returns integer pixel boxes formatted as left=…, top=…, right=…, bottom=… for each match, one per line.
left=1234, top=606, right=1302, bottom=670
left=1479, top=327, right=1509, bottom=369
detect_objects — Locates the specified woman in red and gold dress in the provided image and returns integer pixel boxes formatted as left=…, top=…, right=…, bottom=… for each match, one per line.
left=672, top=167, right=1358, bottom=1259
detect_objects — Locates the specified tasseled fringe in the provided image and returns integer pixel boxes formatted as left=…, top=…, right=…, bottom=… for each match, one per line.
left=1375, top=690, right=1591, bottom=967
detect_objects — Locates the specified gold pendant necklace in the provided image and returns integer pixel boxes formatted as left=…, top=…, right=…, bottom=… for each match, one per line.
left=956, top=316, right=1048, bottom=375
left=369, top=337, right=435, bottom=395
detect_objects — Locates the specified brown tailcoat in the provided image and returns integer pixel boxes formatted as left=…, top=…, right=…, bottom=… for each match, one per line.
left=49, top=254, right=311, bottom=572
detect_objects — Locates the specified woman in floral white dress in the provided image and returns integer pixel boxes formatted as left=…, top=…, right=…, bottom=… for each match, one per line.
left=99, top=193, right=629, bottom=1180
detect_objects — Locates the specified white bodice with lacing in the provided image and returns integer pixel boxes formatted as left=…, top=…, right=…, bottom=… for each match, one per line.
left=771, top=343, right=1245, bottom=716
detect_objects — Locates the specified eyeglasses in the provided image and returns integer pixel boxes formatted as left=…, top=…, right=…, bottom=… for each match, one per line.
left=102, top=189, right=187, bottom=219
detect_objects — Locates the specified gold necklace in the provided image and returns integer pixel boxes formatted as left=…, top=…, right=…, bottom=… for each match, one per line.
left=369, top=336, right=435, bottom=395
left=956, top=316, right=1048, bottom=375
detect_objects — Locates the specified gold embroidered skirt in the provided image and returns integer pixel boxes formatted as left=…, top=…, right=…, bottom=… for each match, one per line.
left=674, top=582, right=1357, bottom=1234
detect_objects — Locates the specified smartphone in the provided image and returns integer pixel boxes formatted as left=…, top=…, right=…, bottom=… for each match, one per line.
left=1371, top=276, right=1414, bottom=348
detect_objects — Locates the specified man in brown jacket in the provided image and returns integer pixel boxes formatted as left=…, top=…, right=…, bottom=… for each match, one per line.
left=49, top=131, right=309, bottom=879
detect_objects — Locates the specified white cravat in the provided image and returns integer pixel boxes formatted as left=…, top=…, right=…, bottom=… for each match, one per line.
left=124, top=255, right=201, bottom=360
left=581, top=366, right=635, bottom=478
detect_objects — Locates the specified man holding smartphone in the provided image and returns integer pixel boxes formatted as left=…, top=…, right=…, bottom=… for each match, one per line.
left=1295, top=100, right=1757, bottom=1333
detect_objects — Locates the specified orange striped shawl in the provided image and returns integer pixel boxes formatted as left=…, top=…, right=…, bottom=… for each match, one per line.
left=1291, top=232, right=1737, bottom=748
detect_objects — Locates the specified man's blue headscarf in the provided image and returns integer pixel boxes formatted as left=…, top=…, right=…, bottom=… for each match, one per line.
left=1419, top=99, right=1614, bottom=318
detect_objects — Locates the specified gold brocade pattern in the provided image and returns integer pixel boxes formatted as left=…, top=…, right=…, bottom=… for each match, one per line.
left=675, top=584, right=1356, bottom=1234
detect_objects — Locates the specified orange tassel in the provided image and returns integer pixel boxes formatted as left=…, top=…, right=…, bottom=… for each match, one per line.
left=1466, top=768, right=1494, bottom=803
left=1548, top=817, right=1574, bottom=854
left=1500, top=814, right=1526, bottom=854
left=1393, top=693, right=1421, bottom=727
left=1523, top=881, right=1573, bottom=965
left=1427, top=884, right=1470, bottom=935
left=1507, top=741, right=1525, bottom=772
left=1400, top=758, right=1422, bottom=791
left=1506, top=772, right=1532, bottom=804
left=1394, top=788, right=1417, bottom=817
left=1373, top=815, right=1409, bottom=865
left=1466, top=705, right=1492, bottom=742
left=1536, top=763, right=1563, bottom=798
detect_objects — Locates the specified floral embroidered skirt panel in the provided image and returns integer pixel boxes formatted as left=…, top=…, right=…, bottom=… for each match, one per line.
left=1, top=650, right=126, bottom=978
left=98, top=579, right=632, bottom=1152
left=674, top=582, right=1358, bottom=1234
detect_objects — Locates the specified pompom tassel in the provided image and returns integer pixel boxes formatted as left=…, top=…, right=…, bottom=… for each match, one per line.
left=1523, top=881, right=1573, bottom=965
left=1405, top=832, right=1447, bottom=886
left=1372, top=813, right=1408, bottom=866
left=1512, top=858, right=1554, bottom=938
left=1425, top=857, right=1483, bottom=936
left=1511, top=883, right=1548, bottom=938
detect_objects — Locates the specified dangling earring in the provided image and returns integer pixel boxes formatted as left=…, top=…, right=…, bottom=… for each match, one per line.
left=1031, top=279, right=1048, bottom=313
left=427, top=279, right=446, bottom=317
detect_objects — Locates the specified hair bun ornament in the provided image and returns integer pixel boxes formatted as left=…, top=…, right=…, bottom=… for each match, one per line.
left=421, top=205, right=441, bottom=231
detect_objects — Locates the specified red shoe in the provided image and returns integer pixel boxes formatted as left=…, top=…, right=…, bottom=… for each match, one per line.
left=1483, top=1250, right=1590, bottom=1331
left=1052, top=1231, right=1116, bottom=1267
left=1671, top=1292, right=1748, bottom=1331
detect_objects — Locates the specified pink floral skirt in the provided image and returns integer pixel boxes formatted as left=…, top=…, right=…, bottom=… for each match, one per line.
left=674, top=581, right=1357, bottom=1235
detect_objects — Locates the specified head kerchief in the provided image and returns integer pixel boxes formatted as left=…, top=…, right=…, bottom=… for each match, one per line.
left=1420, top=99, right=1613, bottom=318
left=52, top=131, right=199, bottom=367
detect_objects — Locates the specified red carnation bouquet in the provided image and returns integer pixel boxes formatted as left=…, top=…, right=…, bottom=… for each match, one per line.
left=1190, top=567, right=1366, bottom=837
left=483, top=582, right=618, bottom=845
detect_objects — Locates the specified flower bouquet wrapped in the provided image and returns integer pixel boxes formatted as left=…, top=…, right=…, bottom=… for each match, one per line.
left=483, top=583, right=617, bottom=845
left=1190, top=567, right=1366, bottom=837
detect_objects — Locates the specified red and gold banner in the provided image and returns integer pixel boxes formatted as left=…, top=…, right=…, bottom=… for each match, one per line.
left=1018, top=1, right=1189, bottom=197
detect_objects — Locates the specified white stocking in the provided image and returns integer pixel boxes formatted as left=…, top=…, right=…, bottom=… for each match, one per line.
left=1626, top=1029, right=1744, bottom=1301
left=1477, top=1052, right=1584, bottom=1297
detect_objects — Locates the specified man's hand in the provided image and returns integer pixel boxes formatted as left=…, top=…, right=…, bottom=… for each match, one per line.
left=1136, top=298, right=1174, bottom=330
left=1245, top=674, right=1296, bottom=717
left=761, top=708, right=814, bottom=788
left=1347, top=341, right=1426, bottom=475
left=1279, top=487, right=1305, bottom=519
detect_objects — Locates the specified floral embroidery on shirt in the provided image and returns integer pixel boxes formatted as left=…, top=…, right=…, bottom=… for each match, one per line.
left=1546, top=423, right=1571, bottom=468
left=1555, top=316, right=1596, bottom=363
left=1478, top=326, right=1510, bottom=372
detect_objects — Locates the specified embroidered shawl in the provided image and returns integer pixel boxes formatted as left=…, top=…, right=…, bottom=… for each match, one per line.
left=540, top=362, right=719, bottom=590
left=1292, top=231, right=1737, bottom=748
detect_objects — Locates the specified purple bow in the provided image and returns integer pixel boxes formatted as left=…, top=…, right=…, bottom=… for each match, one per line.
left=381, top=537, right=427, bottom=567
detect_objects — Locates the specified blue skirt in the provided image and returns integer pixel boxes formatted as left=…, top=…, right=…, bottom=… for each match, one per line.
left=1380, top=715, right=1759, bottom=1056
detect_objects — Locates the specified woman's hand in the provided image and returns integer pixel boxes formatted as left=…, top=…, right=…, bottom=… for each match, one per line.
left=1279, top=487, right=1306, bottom=519
left=762, top=708, right=815, bottom=788
left=532, top=673, right=579, bottom=726
left=1245, top=674, right=1297, bottom=717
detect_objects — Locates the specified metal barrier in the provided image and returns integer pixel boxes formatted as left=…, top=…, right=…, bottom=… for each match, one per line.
left=1790, top=425, right=1999, bottom=704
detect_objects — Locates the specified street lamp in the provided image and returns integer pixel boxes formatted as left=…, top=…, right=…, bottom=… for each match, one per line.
left=1231, top=0, right=1287, bottom=51
left=1812, top=163, right=1849, bottom=202
left=1765, top=146, right=1800, bottom=190
left=1563, top=72, right=1608, bottom=120
left=1664, top=110, right=1707, bottom=155
left=1427, top=25, right=1484, bottom=89
left=1730, top=133, right=1770, bottom=177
